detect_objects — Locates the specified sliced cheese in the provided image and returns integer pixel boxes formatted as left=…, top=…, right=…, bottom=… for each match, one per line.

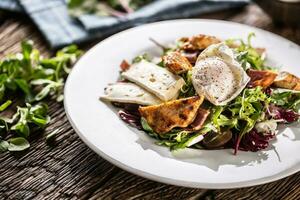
left=100, top=82, right=162, bottom=105
left=122, top=60, right=185, bottom=101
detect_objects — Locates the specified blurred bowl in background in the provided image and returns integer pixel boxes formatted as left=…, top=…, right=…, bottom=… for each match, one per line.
left=254, top=0, right=300, bottom=26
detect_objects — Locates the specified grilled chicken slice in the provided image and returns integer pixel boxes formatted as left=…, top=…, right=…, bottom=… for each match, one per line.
left=139, top=96, right=204, bottom=134
left=273, top=71, right=300, bottom=91
left=187, top=108, right=210, bottom=131
left=247, top=69, right=277, bottom=88
left=162, top=51, right=192, bottom=74
left=179, top=34, right=221, bottom=51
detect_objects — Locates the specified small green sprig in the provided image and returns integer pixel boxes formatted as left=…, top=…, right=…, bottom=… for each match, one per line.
left=226, top=33, right=273, bottom=71
left=270, top=89, right=300, bottom=112
left=0, top=41, right=82, bottom=153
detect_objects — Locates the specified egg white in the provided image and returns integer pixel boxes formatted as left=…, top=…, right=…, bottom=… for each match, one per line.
left=192, top=43, right=250, bottom=106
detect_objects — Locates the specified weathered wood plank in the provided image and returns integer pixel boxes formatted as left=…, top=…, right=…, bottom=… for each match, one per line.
left=214, top=174, right=300, bottom=200
left=88, top=170, right=207, bottom=200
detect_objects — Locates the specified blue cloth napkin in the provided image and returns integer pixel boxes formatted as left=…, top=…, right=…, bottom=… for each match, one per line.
left=0, top=0, right=22, bottom=12
left=79, top=0, right=250, bottom=32
left=1, top=0, right=249, bottom=49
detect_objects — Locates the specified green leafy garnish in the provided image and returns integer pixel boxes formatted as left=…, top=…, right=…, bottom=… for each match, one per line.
left=206, top=87, right=272, bottom=154
left=0, top=41, right=82, bottom=153
left=0, top=100, right=12, bottom=112
left=270, top=89, right=300, bottom=112
left=0, top=140, right=9, bottom=152
left=156, top=130, right=197, bottom=151
left=206, top=87, right=270, bottom=143
left=228, top=87, right=269, bottom=135
left=132, top=53, right=151, bottom=64
left=141, top=117, right=153, bottom=132
left=11, top=103, right=49, bottom=138
left=179, top=70, right=196, bottom=98
left=141, top=117, right=210, bottom=151
left=7, top=137, right=30, bottom=152
left=226, top=33, right=272, bottom=71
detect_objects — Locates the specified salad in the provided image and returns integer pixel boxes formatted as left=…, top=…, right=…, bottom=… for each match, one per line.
left=100, top=33, right=300, bottom=154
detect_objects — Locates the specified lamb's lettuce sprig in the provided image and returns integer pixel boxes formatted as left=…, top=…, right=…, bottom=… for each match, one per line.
left=0, top=41, right=82, bottom=153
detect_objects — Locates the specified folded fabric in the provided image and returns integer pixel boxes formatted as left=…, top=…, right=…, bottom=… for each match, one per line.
left=15, top=0, right=249, bottom=49
left=79, top=0, right=250, bottom=32
left=19, top=0, right=93, bottom=49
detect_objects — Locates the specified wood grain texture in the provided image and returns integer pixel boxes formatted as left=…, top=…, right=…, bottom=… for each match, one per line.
left=0, top=4, right=300, bottom=200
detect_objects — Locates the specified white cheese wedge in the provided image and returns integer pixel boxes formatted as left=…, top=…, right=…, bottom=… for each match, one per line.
left=122, top=60, right=185, bottom=101
left=192, top=43, right=250, bottom=106
left=255, top=120, right=278, bottom=134
left=100, top=82, right=162, bottom=105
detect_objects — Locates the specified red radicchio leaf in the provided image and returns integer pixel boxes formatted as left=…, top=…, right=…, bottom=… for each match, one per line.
left=119, top=110, right=142, bottom=130
left=233, top=129, right=275, bottom=154
left=268, top=104, right=299, bottom=123
left=264, top=87, right=272, bottom=96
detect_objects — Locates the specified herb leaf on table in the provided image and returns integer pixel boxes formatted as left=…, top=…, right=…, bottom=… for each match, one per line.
left=0, top=41, right=82, bottom=153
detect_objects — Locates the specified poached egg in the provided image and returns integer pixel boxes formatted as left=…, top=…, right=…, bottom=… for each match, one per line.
left=192, top=43, right=250, bottom=106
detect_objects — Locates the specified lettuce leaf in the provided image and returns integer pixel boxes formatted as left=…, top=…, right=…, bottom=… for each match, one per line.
left=226, top=33, right=274, bottom=71
left=270, top=88, right=300, bottom=112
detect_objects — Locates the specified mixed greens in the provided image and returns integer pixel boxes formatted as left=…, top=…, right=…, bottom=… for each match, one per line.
left=0, top=41, right=82, bottom=153
left=67, top=0, right=152, bottom=17
left=112, top=33, right=300, bottom=154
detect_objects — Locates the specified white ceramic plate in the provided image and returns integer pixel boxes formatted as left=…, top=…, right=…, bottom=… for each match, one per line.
left=64, top=19, right=300, bottom=189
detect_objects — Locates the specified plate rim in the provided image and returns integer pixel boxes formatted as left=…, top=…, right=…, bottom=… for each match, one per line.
left=64, top=19, right=300, bottom=189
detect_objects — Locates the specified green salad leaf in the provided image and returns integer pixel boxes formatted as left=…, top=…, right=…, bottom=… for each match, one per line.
left=0, top=100, right=12, bottom=112
left=226, top=33, right=273, bottom=71
left=132, top=53, right=151, bottom=64
left=0, top=41, right=82, bottom=153
left=7, top=137, right=30, bottom=152
left=141, top=117, right=213, bottom=151
left=270, top=89, right=300, bottom=112
left=179, top=70, right=196, bottom=98
left=156, top=130, right=200, bottom=151
left=0, top=140, right=9, bottom=152
left=227, top=87, right=269, bottom=135
left=141, top=117, right=153, bottom=132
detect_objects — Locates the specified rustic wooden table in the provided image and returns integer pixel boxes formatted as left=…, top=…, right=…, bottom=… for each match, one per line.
left=0, top=4, right=299, bottom=200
